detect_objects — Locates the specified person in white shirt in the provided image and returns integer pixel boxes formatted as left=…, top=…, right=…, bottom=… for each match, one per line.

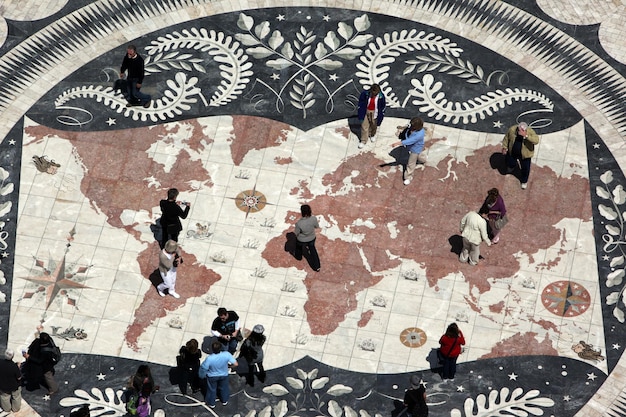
left=459, top=207, right=491, bottom=266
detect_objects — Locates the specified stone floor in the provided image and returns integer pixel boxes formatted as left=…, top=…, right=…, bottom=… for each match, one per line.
left=1, top=0, right=626, bottom=416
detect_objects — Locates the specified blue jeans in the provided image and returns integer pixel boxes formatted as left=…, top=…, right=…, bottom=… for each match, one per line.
left=126, top=77, right=151, bottom=104
left=219, top=337, right=238, bottom=354
left=205, top=375, right=229, bottom=406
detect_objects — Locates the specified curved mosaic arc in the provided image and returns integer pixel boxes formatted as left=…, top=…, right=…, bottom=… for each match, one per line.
left=0, top=0, right=624, bottom=142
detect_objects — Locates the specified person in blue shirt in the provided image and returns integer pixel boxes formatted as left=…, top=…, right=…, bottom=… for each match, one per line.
left=199, top=341, right=238, bottom=408
left=392, top=117, right=427, bottom=185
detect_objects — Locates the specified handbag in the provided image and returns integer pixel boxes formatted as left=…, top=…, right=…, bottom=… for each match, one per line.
left=438, top=336, right=459, bottom=363
left=494, top=215, right=509, bottom=230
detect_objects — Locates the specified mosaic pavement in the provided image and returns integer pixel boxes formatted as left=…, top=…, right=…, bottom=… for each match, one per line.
left=1, top=0, right=626, bottom=416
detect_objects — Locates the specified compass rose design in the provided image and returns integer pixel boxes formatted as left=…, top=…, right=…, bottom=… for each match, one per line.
left=541, top=280, right=591, bottom=317
left=233, top=187, right=268, bottom=216
left=400, top=327, right=428, bottom=348
left=20, top=227, right=91, bottom=309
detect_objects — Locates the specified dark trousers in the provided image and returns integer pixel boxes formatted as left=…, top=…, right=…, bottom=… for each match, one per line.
left=179, top=366, right=200, bottom=395
left=506, top=154, right=532, bottom=183
left=442, top=355, right=458, bottom=379
left=161, top=224, right=180, bottom=249
left=126, top=77, right=151, bottom=104
left=295, top=238, right=320, bottom=271
left=245, top=362, right=265, bottom=386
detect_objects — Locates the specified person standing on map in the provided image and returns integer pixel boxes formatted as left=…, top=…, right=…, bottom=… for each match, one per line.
left=357, top=83, right=386, bottom=149
left=459, top=206, right=491, bottom=266
left=392, top=117, right=427, bottom=186
left=159, top=188, right=191, bottom=249
left=294, top=204, right=321, bottom=272
left=438, top=323, right=465, bottom=380
left=501, top=121, right=539, bottom=190
left=211, top=307, right=241, bottom=354
left=157, top=240, right=182, bottom=298
left=119, top=44, right=151, bottom=107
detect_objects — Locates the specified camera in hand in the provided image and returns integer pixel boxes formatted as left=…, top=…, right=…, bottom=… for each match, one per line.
left=173, top=253, right=182, bottom=267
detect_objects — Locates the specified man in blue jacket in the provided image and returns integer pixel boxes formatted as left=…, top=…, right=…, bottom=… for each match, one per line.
left=357, top=83, right=386, bottom=149
left=199, top=341, right=238, bottom=408
left=392, top=117, right=427, bottom=185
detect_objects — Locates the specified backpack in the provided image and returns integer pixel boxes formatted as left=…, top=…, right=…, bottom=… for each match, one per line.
left=41, top=339, right=62, bottom=364
left=126, top=392, right=139, bottom=415
left=136, top=395, right=151, bottom=417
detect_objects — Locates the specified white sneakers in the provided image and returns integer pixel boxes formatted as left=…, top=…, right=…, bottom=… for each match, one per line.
left=403, top=179, right=411, bottom=185
left=158, top=289, right=180, bottom=298
left=358, top=142, right=365, bottom=149
left=521, top=183, right=528, bottom=189
left=370, top=135, right=376, bottom=143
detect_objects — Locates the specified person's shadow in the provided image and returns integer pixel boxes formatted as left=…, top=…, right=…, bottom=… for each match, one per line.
left=348, top=115, right=361, bottom=139
left=489, top=152, right=516, bottom=177
left=448, top=235, right=463, bottom=256
left=380, top=145, right=410, bottom=170
left=150, top=218, right=164, bottom=249
left=148, top=269, right=164, bottom=294
left=285, top=232, right=297, bottom=257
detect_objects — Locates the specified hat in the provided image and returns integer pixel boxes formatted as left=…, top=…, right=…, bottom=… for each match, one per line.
left=252, top=324, right=265, bottom=334
left=410, top=375, right=421, bottom=389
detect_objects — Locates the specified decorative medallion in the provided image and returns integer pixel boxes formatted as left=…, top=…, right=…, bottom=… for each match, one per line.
left=541, top=280, right=591, bottom=317
left=234, top=189, right=267, bottom=214
left=400, top=327, right=427, bottom=348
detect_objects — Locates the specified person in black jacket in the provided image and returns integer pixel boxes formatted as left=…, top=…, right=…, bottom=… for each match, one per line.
left=23, top=332, right=59, bottom=394
left=404, top=375, right=428, bottom=417
left=159, top=188, right=190, bottom=249
left=239, top=324, right=266, bottom=387
left=177, top=339, right=202, bottom=395
left=0, top=349, right=22, bottom=412
left=119, top=44, right=151, bottom=107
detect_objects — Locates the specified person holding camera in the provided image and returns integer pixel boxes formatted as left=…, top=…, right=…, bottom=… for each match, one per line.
left=159, top=188, right=191, bottom=249
left=157, top=240, right=183, bottom=298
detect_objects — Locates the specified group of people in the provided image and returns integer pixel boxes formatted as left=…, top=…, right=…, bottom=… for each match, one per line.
left=0, top=331, right=61, bottom=413
left=357, top=84, right=540, bottom=189
left=174, top=307, right=266, bottom=408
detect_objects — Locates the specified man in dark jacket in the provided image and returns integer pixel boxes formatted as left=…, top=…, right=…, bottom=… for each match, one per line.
left=0, top=349, right=22, bottom=412
left=23, top=332, right=59, bottom=394
left=211, top=307, right=241, bottom=354
left=120, top=44, right=152, bottom=107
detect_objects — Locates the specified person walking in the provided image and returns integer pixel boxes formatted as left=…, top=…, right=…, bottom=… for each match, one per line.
left=0, top=349, right=22, bottom=413
left=177, top=339, right=202, bottom=395
left=159, top=188, right=191, bottom=249
left=459, top=207, right=491, bottom=266
left=157, top=239, right=183, bottom=298
left=294, top=204, right=321, bottom=272
left=198, top=341, right=238, bottom=408
left=211, top=307, right=241, bottom=354
left=482, top=188, right=507, bottom=244
left=403, top=375, right=428, bottom=417
left=125, top=364, right=159, bottom=417
left=357, top=83, right=386, bottom=149
left=502, top=121, right=540, bottom=189
left=239, top=324, right=266, bottom=387
left=23, top=332, right=59, bottom=394
left=438, top=323, right=465, bottom=380
left=120, top=44, right=151, bottom=107
left=392, top=117, right=427, bottom=186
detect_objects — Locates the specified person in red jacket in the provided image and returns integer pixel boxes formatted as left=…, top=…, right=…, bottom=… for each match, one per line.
left=438, top=323, right=465, bottom=380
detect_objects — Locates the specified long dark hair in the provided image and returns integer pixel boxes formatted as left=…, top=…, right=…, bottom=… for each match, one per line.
left=445, top=323, right=460, bottom=338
